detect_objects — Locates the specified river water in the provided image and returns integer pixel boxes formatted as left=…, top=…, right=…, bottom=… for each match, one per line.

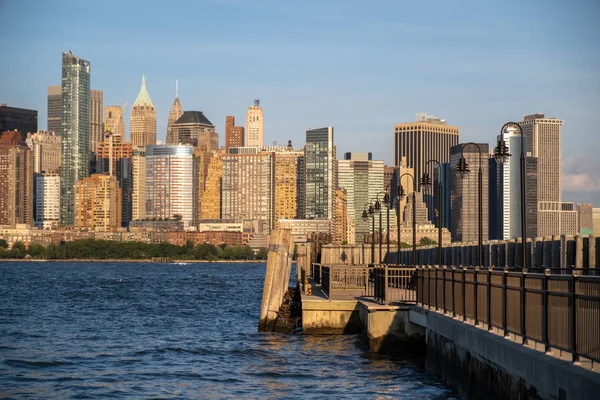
left=0, top=262, right=459, bottom=399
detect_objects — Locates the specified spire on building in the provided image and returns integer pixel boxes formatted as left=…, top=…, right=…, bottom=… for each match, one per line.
left=134, top=73, right=153, bottom=107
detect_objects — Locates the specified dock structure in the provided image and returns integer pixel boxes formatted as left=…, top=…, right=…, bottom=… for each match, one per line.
left=289, top=235, right=600, bottom=400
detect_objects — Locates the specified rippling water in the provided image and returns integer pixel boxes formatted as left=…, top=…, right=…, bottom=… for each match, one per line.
left=0, top=262, right=458, bottom=399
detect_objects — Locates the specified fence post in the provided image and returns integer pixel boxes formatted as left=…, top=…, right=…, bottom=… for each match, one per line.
left=427, top=266, right=432, bottom=308
left=451, top=266, right=456, bottom=318
left=521, top=268, right=527, bottom=343
left=384, top=265, right=388, bottom=305
left=570, top=271, right=577, bottom=363
left=435, top=266, right=438, bottom=310
left=488, top=267, right=493, bottom=330
left=543, top=269, right=549, bottom=353
left=442, top=266, right=447, bottom=314
left=462, top=267, right=467, bottom=321
left=503, top=267, right=508, bottom=336
left=474, top=266, right=479, bottom=326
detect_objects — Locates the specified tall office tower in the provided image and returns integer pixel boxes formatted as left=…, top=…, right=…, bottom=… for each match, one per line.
left=245, top=99, right=264, bottom=148
left=60, top=51, right=91, bottom=226
left=333, top=187, right=349, bottom=244
left=519, top=113, right=575, bottom=235
left=90, top=89, right=103, bottom=152
left=304, top=127, right=336, bottom=220
left=0, top=104, right=38, bottom=136
left=199, top=153, right=222, bottom=220
left=450, top=143, right=489, bottom=243
left=433, top=163, right=451, bottom=230
left=96, top=132, right=133, bottom=176
left=76, top=174, right=122, bottom=231
left=273, top=144, right=304, bottom=221
left=168, top=111, right=218, bottom=151
left=116, top=157, right=133, bottom=227
left=225, top=116, right=245, bottom=151
left=221, top=148, right=275, bottom=233
left=338, top=152, right=394, bottom=243
left=35, top=172, right=60, bottom=229
left=131, top=74, right=156, bottom=148
left=104, top=105, right=126, bottom=139
left=394, top=113, right=459, bottom=222
left=145, top=145, right=198, bottom=229
left=131, top=148, right=146, bottom=220
left=403, top=191, right=430, bottom=226
left=593, top=209, right=600, bottom=235
left=47, top=85, right=62, bottom=134
left=25, top=130, right=61, bottom=174
left=488, top=158, right=502, bottom=240
left=0, top=133, right=33, bottom=227
left=166, top=80, right=183, bottom=144
left=577, top=203, right=593, bottom=234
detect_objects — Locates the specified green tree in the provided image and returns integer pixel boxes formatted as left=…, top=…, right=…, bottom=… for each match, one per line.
left=418, top=237, right=437, bottom=246
left=9, top=241, right=26, bottom=258
left=27, top=243, right=46, bottom=258
left=0, top=239, right=8, bottom=248
left=256, top=247, right=268, bottom=260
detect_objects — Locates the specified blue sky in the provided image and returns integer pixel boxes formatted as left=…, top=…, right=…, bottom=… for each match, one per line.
left=1, top=0, right=599, bottom=205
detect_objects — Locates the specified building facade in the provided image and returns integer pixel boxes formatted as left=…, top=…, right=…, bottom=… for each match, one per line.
left=198, top=152, right=222, bottom=221
left=168, top=111, right=218, bottom=151
left=145, top=145, right=198, bottom=229
left=221, top=149, right=274, bottom=233
left=245, top=99, right=264, bottom=148
left=96, top=132, right=133, bottom=176
left=35, top=172, right=60, bottom=229
left=132, top=148, right=146, bottom=220
left=76, top=174, right=122, bottom=231
left=130, top=74, right=156, bottom=149
left=0, top=137, right=33, bottom=227
left=90, top=89, right=103, bottom=153
left=394, top=113, right=459, bottom=222
left=60, top=51, right=91, bottom=226
left=593, top=208, right=600, bottom=235
left=166, top=81, right=183, bottom=144
left=304, top=127, right=336, bottom=220
left=225, top=116, right=244, bottom=151
left=0, top=104, right=38, bottom=135
left=450, top=143, right=489, bottom=243
left=273, top=146, right=304, bottom=221
left=47, top=85, right=62, bottom=134
left=576, top=203, right=593, bottom=234
left=26, top=130, right=61, bottom=174
left=104, top=105, right=126, bottom=139
left=333, top=187, right=349, bottom=244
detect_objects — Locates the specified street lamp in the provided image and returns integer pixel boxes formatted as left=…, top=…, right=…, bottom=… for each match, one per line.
left=362, top=201, right=376, bottom=265
left=496, top=122, right=527, bottom=269
left=398, top=173, right=417, bottom=267
left=396, top=183, right=405, bottom=264
left=384, top=183, right=393, bottom=260
left=374, top=191, right=388, bottom=264
left=455, top=143, right=483, bottom=267
left=421, top=159, right=442, bottom=267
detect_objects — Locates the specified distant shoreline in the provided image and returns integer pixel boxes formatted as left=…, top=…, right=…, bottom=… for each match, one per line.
left=0, top=259, right=271, bottom=264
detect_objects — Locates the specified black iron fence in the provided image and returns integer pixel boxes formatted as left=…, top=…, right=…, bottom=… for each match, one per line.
left=415, top=266, right=600, bottom=364
left=372, top=265, right=417, bottom=304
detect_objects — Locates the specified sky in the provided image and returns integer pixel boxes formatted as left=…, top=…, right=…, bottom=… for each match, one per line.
left=1, top=0, right=599, bottom=205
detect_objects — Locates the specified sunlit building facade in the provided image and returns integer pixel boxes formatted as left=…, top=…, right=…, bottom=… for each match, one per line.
left=76, top=174, right=121, bottom=231
left=130, top=74, right=156, bottom=148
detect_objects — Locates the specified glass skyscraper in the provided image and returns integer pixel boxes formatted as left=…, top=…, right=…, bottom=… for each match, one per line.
left=304, top=127, right=335, bottom=220
left=60, top=51, right=91, bottom=226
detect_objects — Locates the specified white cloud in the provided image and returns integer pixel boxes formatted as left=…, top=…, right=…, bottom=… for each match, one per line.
left=562, top=158, right=600, bottom=192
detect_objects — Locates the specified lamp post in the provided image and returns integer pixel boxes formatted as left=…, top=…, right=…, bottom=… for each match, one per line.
left=495, top=122, right=528, bottom=269
left=455, top=143, right=483, bottom=267
left=421, top=159, right=442, bottom=267
left=374, top=191, right=389, bottom=264
left=362, top=201, right=376, bottom=265
left=398, top=173, right=417, bottom=267
left=384, top=183, right=393, bottom=260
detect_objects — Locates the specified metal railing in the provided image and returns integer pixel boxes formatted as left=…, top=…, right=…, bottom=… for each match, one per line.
left=310, top=263, right=371, bottom=299
left=321, top=265, right=330, bottom=298
left=372, top=265, right=417, bottom=304
left=415, top=266, right=600, bottom=364
left=312, top=263, right=322, bottom=284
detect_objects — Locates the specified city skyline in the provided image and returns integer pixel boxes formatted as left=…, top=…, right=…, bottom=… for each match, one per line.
left=0, top=0, right=599, bottom=206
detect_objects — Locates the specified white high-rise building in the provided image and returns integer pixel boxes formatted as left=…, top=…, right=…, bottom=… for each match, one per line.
left=245, top=99, right=264, bottom=148
left=498, top=127, right=525, bottom=240
left=35, top=172, right=60, bottom=229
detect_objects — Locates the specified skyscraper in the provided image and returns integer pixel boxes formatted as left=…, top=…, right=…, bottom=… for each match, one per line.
left=35, top=172, right=60, bottom=229
left=90, top=89, right=103, bottom=153
left=519, top=113, right=576, bottom=235
left=304, top=127, right=336, bottom=220
left=198, top=152, right=222, bottom=221
left=450, top=143, right=489, bottom=243
left=166, top=80, right=183, bottom=144
left=225, top=116, right=244, bottom=151
left=333, top=187, right=349, bottom=244
left=131, top=74, right=156, bottom=149
left=394, top=113, right=459, bottom=221
left=221, top=149, right=275, bottom=233
left=26, top=130, right=61, bottom=174
left=76, top=174, right=122, bottom=231
left=245, top=99, right=264, bottom=148
left=272, top=144, right=304, bottom=221
left=104, top=105, right=126, bottom=139
left=168, top=111, right=218, bottom=151
left=577, top=203, right=593, bottom=235
left=60, top=51, right=91, bottom=226
left=132, top=148, right=146, bottom=221
left=0, top=133, right=33, bottom=227
left=145, top=145, right=198, bottom=229
left=0, top=104, right=38, bottom=136
left=47, top=85, right=62, bottom=134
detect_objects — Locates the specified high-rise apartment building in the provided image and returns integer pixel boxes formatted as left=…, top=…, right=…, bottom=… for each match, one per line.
left=394, top=113, right=459, bottom=222
left=166, top=81, right=183, bottom=144
left=519, top=113, right=575, bottom=235
left=47, top=85, right=62, bottom=134
left=338, top=152, right=394, bottom=243
left=593, top=208, right=600, bottom=235
left=225, top=116, right=244, bottom=151
left=96, top=132, right=133, bottom=176
left=132, top=148, right=146, bottom=221
left=26, top=130, right=61, bottom=174
left=60, top=51, right=91, bottom=226
left=0, top=104, right=38, bottom=136
left=198, top=152, right=222, bottom=221
left=35, top=172, right=60, bottom=229
left=76, top=174, right=122, bottom=231
left=221, top=148, right=274, bottom=233
left=245, top=99, right=263, bottom=148
left=131, top=74, right=156, bottom=148
left=577, top=203, right=593, bottom=234
left=333, top=187, right=349, bottom=244
left=145, top=145, right=198, bottom=229
left=116, top=157, right=133, bottom=227
left=450, top=143, right=489, bottom=243
left=104, top=105, right=126, bottom=139
left=90, top=89, right=103, bottom=153
left=168, top=111, right=218, bottom=151
left=273, top=144, right=304, bottom=221
left=0, top=134, right=33, bottom=227
left=304, top=127, right=336, bottom=220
